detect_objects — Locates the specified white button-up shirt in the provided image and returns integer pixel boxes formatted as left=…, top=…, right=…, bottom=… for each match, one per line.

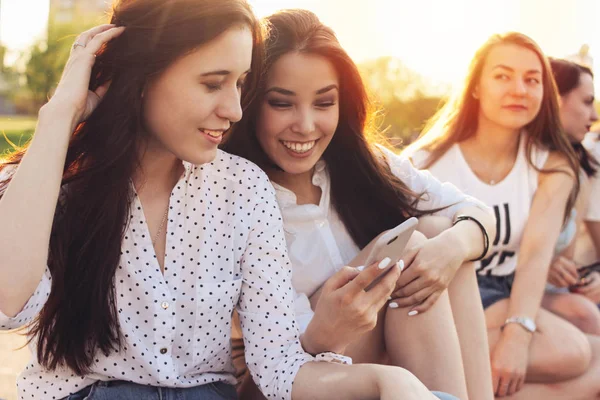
left=0, top=150, right=313, bottom=400
left=272, top=149, right=490, bottom=332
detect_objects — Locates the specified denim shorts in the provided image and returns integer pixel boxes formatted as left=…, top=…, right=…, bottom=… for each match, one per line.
left=63, top=379, right=238, bottom=400
left=477, top=272, right=515, bottom=309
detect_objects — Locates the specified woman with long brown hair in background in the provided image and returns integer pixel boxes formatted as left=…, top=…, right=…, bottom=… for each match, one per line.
left=405, top=32, right=600, bottom=399
left=543, top=58, right=600, bottom=333
left=0, top=1, right=441, bottom=399
left=224, top=9, right=497, bottom=400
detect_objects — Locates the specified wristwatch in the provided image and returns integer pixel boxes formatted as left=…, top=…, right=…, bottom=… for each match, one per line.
left=502, top=316, right=537, bottom=333
left=315, top=352, right=353, bottom=365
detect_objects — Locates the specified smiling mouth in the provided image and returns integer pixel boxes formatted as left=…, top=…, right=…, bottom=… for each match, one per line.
left=200, top=129, right=225, bottom=138
left=281, top=140, right=317, bottom=153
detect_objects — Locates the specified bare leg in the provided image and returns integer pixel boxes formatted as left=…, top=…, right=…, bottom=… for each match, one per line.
left=420, top=216, right=495, bottom=400
left=486, top=300, right=592, bottom=382
left=448, top=262, right=495, bottom=400
left=542, top=292, right=600, bottom=335
left=500, top=335, right=600, bottom=400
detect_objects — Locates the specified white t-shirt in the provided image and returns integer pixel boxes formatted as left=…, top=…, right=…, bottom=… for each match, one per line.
left=271, top=147, right=491, bottom=333
left=410, top=133, right=549, bottom=277
left=0, top=151, right=314, bottom=400
left=583, top=132, right=600, bottom=222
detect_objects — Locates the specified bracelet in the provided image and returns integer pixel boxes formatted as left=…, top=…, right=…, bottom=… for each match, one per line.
left=315, top=352, right=353, bottom=365
left=452, top=215, right=489, bottom=262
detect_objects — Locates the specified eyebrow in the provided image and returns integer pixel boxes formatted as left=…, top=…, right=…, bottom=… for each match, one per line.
left=265, top=84, right=339, bottom=96
left=492, top=64, right=542, bottom=74
left=200, top=69, right=251, bottom=77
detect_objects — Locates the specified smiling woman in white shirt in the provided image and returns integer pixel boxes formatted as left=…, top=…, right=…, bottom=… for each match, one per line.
left=223, top=9, right=496, bottom=400
left=0, top=1, right=443, bottom=400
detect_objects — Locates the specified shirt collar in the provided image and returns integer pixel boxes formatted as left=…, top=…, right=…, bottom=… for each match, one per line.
left=273, top=160, right=328, bottom=208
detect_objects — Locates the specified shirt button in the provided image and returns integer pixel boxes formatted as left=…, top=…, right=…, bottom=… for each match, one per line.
left=161, top=301, right=169, bottom=310
left=160, top=348, right=168, bottom=355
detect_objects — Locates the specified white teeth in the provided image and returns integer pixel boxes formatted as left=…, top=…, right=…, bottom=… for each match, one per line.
left=282, top=140, right=316, bottom=153
left=202, top=129, right=222, bottom=138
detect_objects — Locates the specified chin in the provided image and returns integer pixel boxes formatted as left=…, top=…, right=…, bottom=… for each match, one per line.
left=181, top=147, right=218, bottom=166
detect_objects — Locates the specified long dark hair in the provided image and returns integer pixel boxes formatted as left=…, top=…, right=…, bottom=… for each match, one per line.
left=0, top=0, right=262, bottom=375
left=222, top=9, right=434, bottom=250
left=549, top=57, right=598, bottom=177
left=405, top=32, right=580, bottom=218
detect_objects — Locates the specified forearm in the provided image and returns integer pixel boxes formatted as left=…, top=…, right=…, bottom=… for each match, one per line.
left=442, top=205, right=496, bottom=262
left=507, top=260, right=549, bottom=321
left=292, top=362, right=380, bottom=400
left=0, top=105, right=77, bottom=317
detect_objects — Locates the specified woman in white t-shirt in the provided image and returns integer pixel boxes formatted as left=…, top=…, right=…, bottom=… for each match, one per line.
left=542, top=58, right=600, bottom=334
left=224, top=9, right=497, bottom=400
left=404, top=32, right=600, bottom=398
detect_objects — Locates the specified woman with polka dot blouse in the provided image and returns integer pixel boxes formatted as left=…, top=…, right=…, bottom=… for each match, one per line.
left=223, top=9, right=497, bottom=400
left=0, top=1, right=443, bottom=399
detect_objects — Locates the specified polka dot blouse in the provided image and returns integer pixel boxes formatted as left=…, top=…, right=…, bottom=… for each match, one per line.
left=0, top=151, right=314, bottom=400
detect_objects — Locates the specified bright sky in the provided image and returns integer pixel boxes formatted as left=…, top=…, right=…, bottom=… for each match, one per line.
left=1, top=0, right=599, bottom=93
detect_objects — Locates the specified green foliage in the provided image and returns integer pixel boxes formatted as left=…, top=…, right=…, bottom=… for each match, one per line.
left=0, top=116, right=36, bottom=155
left=24, top=17, right=100, bottom=109
left=359, top=57, right=447, bottom=146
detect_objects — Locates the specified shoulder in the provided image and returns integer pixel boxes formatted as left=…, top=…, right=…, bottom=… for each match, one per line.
left=537, top=151, right=576, bottom=192
left=206, top=149, right=274, bottom=197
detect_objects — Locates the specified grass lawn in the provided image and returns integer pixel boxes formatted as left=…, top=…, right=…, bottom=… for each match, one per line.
left=0, top=116, right=36, bottom=156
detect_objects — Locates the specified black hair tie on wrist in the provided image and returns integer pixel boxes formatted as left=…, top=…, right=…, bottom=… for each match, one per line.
left=452, top=215, right=489, bottom=262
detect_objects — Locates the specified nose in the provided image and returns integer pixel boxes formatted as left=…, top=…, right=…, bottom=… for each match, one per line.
left=512, top=78, right=527, bottom=96
left=591, top=106, right=599, bottom=123
left=291, top=107, right=315, bottom=135
left=217, top=85, right=243, bottom=123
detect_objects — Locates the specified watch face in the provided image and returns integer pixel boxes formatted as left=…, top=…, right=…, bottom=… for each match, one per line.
left=523, top=318, right=536, bottom=332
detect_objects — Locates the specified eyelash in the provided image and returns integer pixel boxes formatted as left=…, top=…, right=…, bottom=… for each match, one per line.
left=204, top=81, right=245, bottom=92
left=267, top=100, right=337, bottom=109
left=494, top=74, right=540, bottom=84
left=204, top=83, right=222, bottom=92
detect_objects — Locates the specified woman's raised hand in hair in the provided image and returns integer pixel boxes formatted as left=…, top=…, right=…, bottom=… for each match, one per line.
left=48, top=24, right=125, bottom=124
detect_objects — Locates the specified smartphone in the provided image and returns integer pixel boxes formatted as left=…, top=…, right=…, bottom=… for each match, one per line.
left=578, top=261, right=600, bottom=279
left=348, top=217, right=419, bottom=291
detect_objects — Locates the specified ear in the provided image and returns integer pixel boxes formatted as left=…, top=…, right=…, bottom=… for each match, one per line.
left=472, top=85, right=480, bottom=100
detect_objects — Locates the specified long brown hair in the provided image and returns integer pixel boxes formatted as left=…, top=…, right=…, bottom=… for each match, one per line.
left=549, top=57, right=598, bottom=177
left=0, top=0, right=262, bottom=375
left=405, top=32, right=580, bottom=216
left=222, top=9, right=434, bottom=250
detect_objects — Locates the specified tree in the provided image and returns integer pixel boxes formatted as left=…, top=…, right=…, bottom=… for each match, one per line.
left=358, top=57, right=447, bottom=145
left=24, top=16, right=99, bottom=109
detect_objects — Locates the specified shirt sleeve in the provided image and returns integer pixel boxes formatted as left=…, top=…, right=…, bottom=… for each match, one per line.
left=585, top=173, right=600, bottom=221
left=0, top=267, right=52, bottom=331
left=380, top=146, right=491, bottom=218
left=237, top=177, right=314, bottom=400
left=583, top=136, right=600, bottom=221
left=293, top=288, right=314, bottom=335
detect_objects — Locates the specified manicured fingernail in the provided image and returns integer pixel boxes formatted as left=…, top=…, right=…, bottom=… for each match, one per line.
left=356, top=265, right=365, bottom=272
left=378, top=257, right=391, bottom=269
left=397, top=260, right=405, bottom=271
left=408, top=310, right=419, bottom=316
left=389, top=302, right=399, bottom=309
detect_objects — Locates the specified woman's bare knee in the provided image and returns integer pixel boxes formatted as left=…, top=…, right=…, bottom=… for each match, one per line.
left=528, top=311, right=592, bottom=382
left=544, top=293, right=600, bottom=335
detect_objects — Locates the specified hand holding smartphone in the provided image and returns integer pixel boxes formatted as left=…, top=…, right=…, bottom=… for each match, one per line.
left=347, top=217, right=418, bottom=291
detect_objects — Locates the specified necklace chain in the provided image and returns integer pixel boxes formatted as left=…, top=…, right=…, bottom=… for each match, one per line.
left=152, top=204, right=170, bottom=246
